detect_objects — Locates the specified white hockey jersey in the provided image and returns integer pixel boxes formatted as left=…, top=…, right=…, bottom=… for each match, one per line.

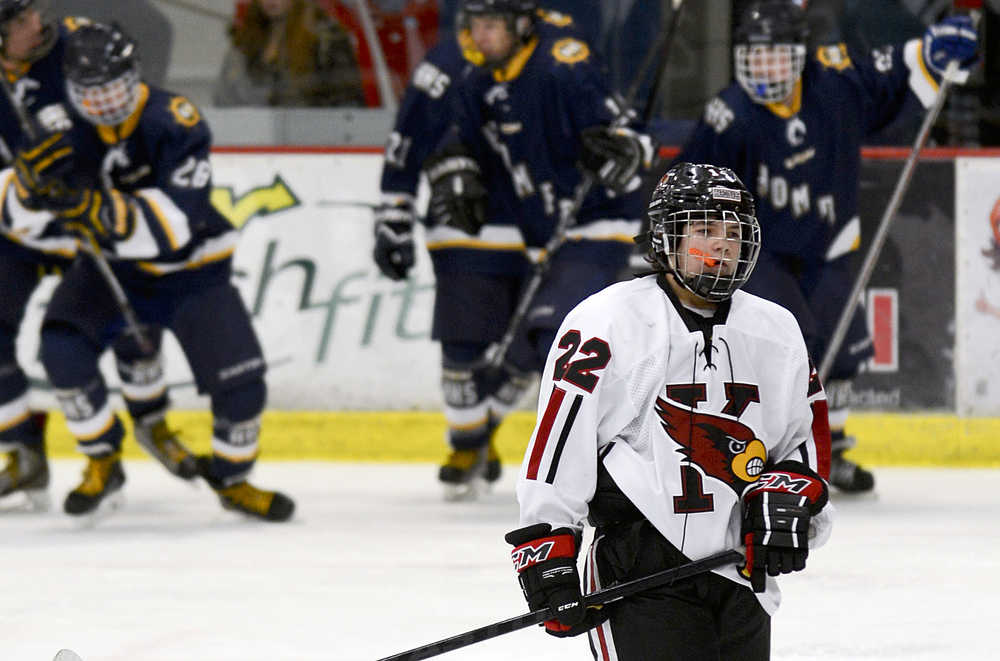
left=515, top=273, right=834, bottom=614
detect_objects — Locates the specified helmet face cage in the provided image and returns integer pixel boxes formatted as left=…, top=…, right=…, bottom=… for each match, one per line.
left=63, top=23, right=141, bottom=126
left=651, top=208, right=761, bottom=302
left=67, top=66, right=141, bottom=126
left=734, top=42, right=806, bottom=104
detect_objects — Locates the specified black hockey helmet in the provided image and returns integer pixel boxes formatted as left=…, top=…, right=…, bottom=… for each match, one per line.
left=63, top=22, right=142, bottom=126
left=0, top=0, right=56, bottom=60
left=646, top=162, right=760, bottom=302
left=734, top=0, right=809, bottom=46
left=460, top=0, right=537, bottom=41
left=733, top=1, right=809, bottom=104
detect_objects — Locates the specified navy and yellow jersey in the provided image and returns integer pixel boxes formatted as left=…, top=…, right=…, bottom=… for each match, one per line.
left=2, top=84, right=236, bottom=277
left=0, top=18, right=87, bottom=163
left=0, top=18, right=89, bottom=258
left=677, top=39, right=939, bottom=262
left=378, top=8, right=583, bottom=206
left=441, top=30, right=643, bottom=270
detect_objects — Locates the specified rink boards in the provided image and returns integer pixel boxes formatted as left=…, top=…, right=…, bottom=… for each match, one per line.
left=13, top=149, right=1000, bottom=466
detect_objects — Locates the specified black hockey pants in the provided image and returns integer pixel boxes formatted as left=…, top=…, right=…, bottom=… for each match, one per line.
left=585, top=521, right=770, bottom=661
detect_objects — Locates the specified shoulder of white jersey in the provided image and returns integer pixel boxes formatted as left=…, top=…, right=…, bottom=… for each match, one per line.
left=729, top=290, right=809, bottom=354
left=563, top=276, right=660, bottom=332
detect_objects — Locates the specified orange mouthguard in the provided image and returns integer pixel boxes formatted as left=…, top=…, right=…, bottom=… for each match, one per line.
left=688, top=248, right=719, bottom=267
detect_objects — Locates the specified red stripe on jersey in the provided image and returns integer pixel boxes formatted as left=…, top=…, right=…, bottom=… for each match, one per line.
left=811, top=399, right=832, bottom=479
left=526, top=385, right=566, bottom=480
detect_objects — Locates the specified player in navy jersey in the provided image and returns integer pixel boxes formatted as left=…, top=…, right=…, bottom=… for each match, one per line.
left=0, top=2, right=197, bottom=510
left=3, top=21, right=294, bottom=520
left=676, top=0, right=979, bottom=493
left=505, top=163, right=833, bottom=659
left=374, top=5, right=582, bottom=259
left=382, top=0, right=654, bottom=499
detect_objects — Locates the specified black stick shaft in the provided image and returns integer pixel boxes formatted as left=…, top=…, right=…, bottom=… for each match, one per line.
left=376, top=548, right=742, bottom=661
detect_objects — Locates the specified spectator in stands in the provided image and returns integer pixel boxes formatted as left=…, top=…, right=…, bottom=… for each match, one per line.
left=213, top=0, right=365, bottom=107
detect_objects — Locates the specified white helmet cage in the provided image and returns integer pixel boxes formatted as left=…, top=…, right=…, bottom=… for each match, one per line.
left=63, top=22, right=142, bottom=126
left=734, top=42, right=807, bottom=104
left=652, top=208, right=761, bottom=302
left=67, top=67, right=141, bottom=126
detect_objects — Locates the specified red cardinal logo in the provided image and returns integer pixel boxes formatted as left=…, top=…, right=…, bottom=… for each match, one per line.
left=655, top=397, right=767, bottom=493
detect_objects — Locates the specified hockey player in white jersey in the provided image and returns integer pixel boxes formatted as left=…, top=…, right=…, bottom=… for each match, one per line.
left=504, top=162, right=834, bottom=659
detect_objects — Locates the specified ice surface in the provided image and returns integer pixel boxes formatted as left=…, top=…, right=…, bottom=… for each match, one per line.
left=3, top=462, right=997, bottom=660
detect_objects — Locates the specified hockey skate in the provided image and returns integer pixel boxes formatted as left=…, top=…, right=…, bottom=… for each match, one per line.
left=133, top=414, right=198, bottom=480
left=830, top=447, right=875, bottom=493
left=64, top=453, right=125, bottom=517
left=197, top=457, right=295, bottom=522
left=438, top=440, right=501, bottom=501
left=0, top=442, right=51, bottom=511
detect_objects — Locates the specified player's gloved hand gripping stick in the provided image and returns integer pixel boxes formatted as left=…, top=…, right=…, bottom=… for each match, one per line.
left=0, top=76, right=153, bottom=354
left=375, top=547, right=743, bottom=661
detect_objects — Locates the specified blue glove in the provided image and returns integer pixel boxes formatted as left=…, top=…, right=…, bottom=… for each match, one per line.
left=923, top=15, right=979, bottom=84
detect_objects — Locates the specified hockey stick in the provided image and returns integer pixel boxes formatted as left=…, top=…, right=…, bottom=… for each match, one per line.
left=485, top=0, right=687, bottom=371
left=0, top=75, right=153, bottom=354
left=818, top=58, right=961, bottom=381
left=376, top=548, right=743, bottom=661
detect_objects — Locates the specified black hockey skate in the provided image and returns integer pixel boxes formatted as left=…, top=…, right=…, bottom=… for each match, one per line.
left=0, top=442, right=50, bottom=511
left=438, top=440, right=501, bottom=501
left=830, top=448, right=875, bottom=493
left=197, top=456, right=295, bottom=522
left=133, top=414, right=198, bottom=480
left=64, top=453, right=126, bottom=516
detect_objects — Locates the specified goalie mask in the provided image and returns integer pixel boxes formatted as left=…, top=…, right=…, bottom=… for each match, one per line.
left=647, top=162, right=760, bottom=302
left=63, top=22, right=142, bottom=126
left=733, top=0, right=809, bottom=104
left=0, top=0, right=56, bottom=62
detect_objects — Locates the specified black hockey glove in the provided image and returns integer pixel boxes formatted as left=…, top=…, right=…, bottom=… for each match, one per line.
left=579, top=125, right=654, bottom=195
left=425, top=149, right=487, bottom=235
left=505, top=523, right=607, bottom=638
left=12, top=132, right=77, bottom=209
left=740, top=461, right=829, bottom=593
left=373, top=196, right=416, bottom=280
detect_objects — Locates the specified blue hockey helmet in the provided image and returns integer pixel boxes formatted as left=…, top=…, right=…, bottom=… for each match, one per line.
left=647, top=162, right=760, bottom=302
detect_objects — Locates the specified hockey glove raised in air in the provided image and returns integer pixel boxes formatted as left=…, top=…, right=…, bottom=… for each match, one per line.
left=373, top=194, right=416, bottom=280
left=740, top=461, right=829, bottom=593
left=505, top=523, right=607, bottom=637
left=12, top=132, right=77, bottom=210
left=579, top=125, right=655, bottom=195
left=425, top=148, right=487, bottom=235
left=923, top=15, right=979, bottom=84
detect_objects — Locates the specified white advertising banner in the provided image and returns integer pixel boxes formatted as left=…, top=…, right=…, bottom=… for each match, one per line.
left=955, top=157, right=1000, bottom=416
left=18, top=152, right=444, bottom=411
